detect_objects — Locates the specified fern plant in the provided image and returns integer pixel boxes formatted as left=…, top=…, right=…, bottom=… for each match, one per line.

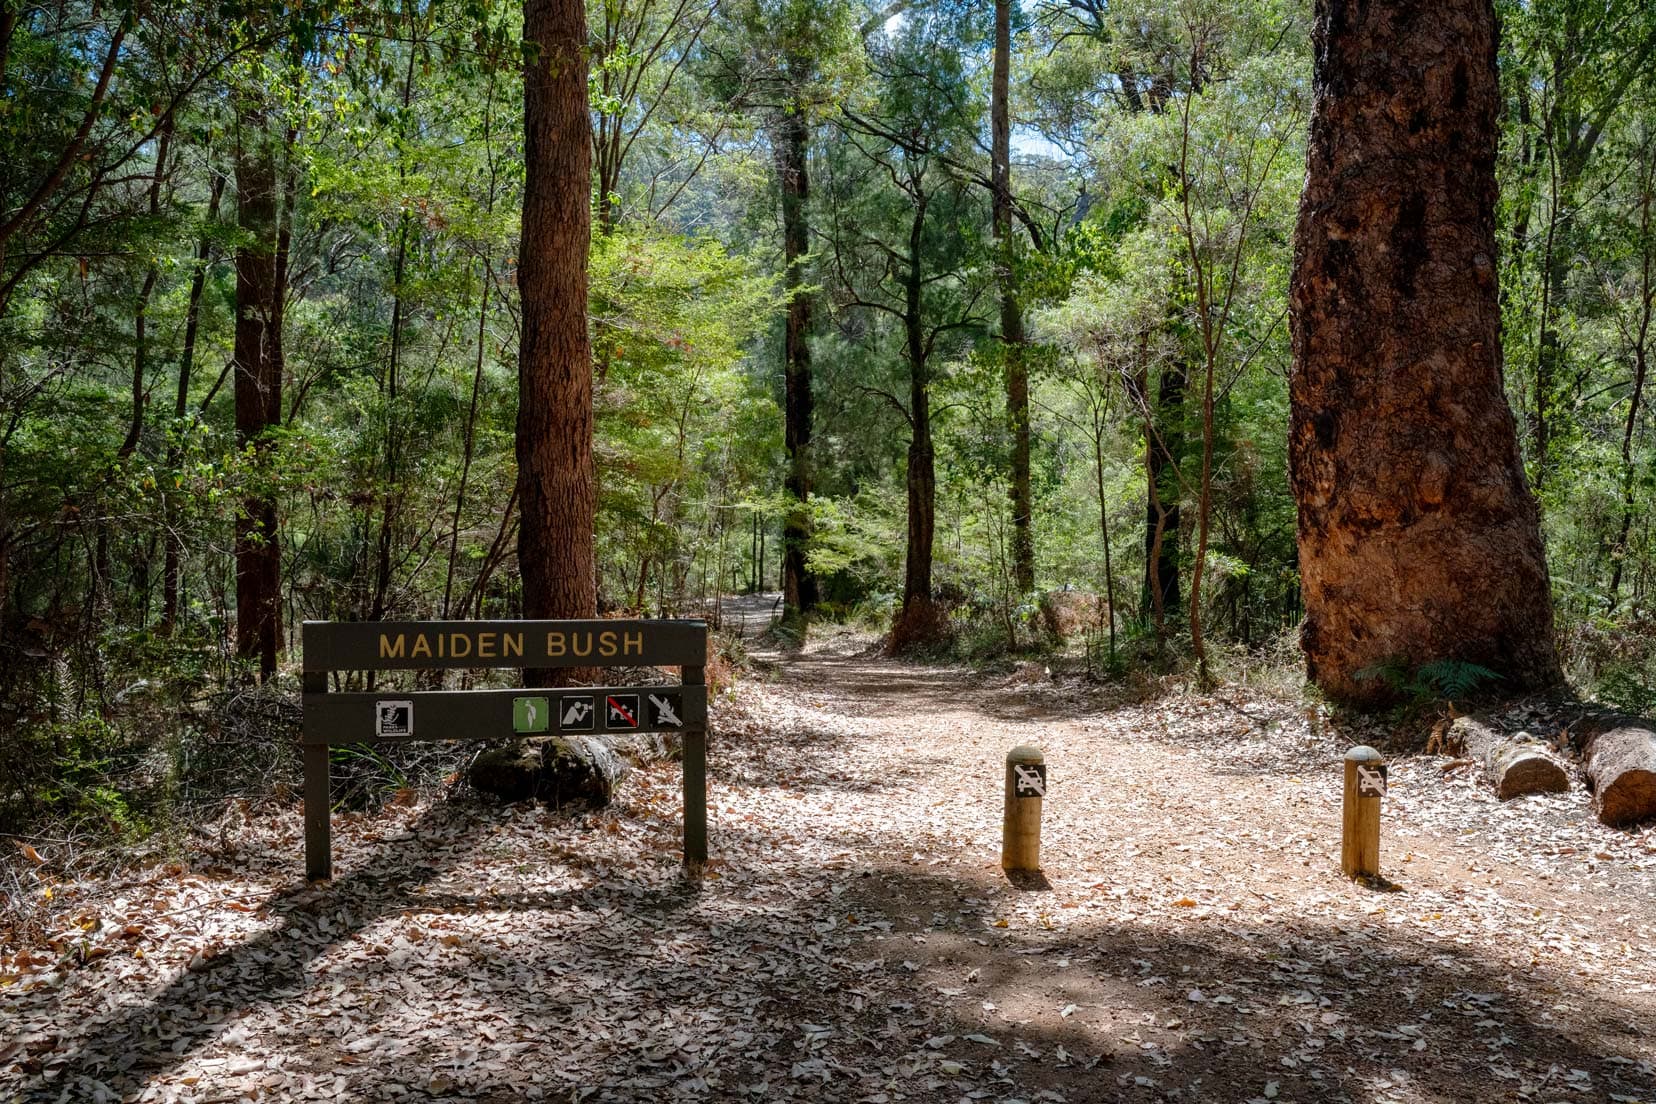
left=1354, top=657, right=1502, bottom=707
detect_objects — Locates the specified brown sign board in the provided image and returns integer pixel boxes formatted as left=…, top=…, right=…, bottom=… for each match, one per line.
left=301, top=619, right=707, bottom=671
left=299, top=617, right=709, bottom=882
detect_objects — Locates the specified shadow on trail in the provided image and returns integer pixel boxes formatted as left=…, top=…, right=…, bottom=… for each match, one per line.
left=16, top=800, right=702, bottom=1101
left=13, top=806, right=1653, bottom=1103
left=819, top=861, right=1656, bottom=1104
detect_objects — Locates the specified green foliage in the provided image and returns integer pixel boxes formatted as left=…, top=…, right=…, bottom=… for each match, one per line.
left=7, top=0, right=1656, bottom=850
left=1353, top=659, right=1505, bottom=707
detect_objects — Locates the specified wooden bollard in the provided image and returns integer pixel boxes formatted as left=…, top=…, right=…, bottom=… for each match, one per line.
left=1002, top=745, right=1046, bottom=872
left=1341, top=745, right=1386, bottom=878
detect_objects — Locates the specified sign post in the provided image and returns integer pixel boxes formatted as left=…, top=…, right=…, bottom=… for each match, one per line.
left=1002, top=744, right=1046, bottom=873
left=1341, top=745, right=1385, bottom=879
left=300, top=619, right=709, bottom=881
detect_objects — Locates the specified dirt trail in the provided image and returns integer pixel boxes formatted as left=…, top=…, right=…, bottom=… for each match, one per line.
left=4, top=623, right=1655, bottom=1103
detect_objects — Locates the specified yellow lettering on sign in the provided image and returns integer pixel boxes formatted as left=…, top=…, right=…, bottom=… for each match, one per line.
left=379, top=633, right=405, bottom=659
left=410, top=633, right=432, bottom=659
left=599, top=630, right=618, bottom=658
left=476, top=632, right=496, bottom=659
left=623, top=631, right=643, bottom=656
left=450, top=633, right=472, bottom=659
left=503, top=632, right=523, bottom=658
left=546, top=632, right=566, bottom=658
left=572, top=632, right=593, bottom=658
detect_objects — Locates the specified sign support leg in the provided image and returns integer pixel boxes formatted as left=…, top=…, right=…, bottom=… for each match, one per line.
left=304, top=742, right=333, bottom=881
left=683, top=664, right=707, bottom=866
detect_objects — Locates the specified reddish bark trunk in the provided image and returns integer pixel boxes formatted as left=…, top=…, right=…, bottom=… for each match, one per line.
left=994, top=0, right=1033, bottom=596
left=518, top=0, right=597, bottom=682
left=776, top=105, right=817, bottom=619
left=232, top=101, right=283, bottom=681
left=1289, top=0, right=1561, bottom=705
left=889, top=200, right=942, bottom=653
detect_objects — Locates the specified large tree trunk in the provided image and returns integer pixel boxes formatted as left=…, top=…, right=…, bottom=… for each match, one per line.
left=1289, top=0, right=1561, bottom=706
left=518, top=0, right=597, bottom=681
left=993, top=0, right=1033, bottom=597
left=776, top=104, right=817, bottom=621
left=232, top=99, right=284, bottom=681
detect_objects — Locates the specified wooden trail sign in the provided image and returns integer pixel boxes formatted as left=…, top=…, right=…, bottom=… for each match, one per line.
left=301, top=619, right=709, bottom=881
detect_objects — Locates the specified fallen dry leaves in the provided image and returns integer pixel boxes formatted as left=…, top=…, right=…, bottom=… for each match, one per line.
left=2, top=621, right=1653, bottom=1103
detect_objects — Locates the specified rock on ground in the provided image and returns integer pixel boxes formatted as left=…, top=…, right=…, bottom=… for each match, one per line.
left=468, top=736, right=627, bottom=807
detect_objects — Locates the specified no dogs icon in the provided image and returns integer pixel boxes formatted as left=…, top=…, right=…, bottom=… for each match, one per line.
left=606, top=694, right=640, bottom=729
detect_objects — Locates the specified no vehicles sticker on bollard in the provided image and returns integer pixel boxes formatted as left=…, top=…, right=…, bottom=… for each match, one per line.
left=376, top=700, right=413, bottom=738
left=1357, top=764, right=1387, bottom=798
left=1014, top=763, right=1047, bottom=797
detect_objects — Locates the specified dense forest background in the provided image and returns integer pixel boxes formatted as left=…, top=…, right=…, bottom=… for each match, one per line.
left=3, top=0, right=1655, bottom=833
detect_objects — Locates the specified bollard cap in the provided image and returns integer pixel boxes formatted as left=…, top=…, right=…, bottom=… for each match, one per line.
left=1006, top=744, right=1044, bottom=765
left=1344, top=745, right=1384, bottom=764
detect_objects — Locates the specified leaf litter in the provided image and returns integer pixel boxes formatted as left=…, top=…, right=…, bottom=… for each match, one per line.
left=1, top=624, right=1653, bottom=1102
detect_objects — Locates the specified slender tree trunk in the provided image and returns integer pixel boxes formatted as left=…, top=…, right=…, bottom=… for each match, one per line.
left=1532, top=168, right=1568, bottom=492
left=776, top=104, right=817, bottom=621
left=1091, top=403, right=1116, bottom=663
left=370, top=25, right=422, bottom=623
left=371, top=210, right=409, bottom=621
left=1608, top=149, right=1655, bottom=609
left=891, top=202, right=938, bottom=651
left=1289, top=0, right=1561, bottom=705
left=162, top=168, right=223, bottom=634
left=993, top=0, right=1034, bottom=597
left=443, top=73, right=499, bottom=621
left=122, top=118, right=174, bottom=461
left=1144, top=357, right=1184, bottom=628
left=443, top=256, right=490, bottom=619
left=519, top=0, right=597, bottom=682
left=232, top=99, right=284, bottom=681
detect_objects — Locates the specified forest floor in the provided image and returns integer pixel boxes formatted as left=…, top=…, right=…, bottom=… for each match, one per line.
left=4, top=609, right=1656, bottom=1104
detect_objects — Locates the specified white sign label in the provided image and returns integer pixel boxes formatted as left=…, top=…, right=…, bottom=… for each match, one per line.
left=376, top=700, right=413, bottom=738
left=1014, top=763, right=1047, bottom=797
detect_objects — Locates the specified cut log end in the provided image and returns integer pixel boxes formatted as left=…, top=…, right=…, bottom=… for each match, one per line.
left=1582, top=726, right=1656, bottom=828
left=1449, top=718, right=1570, bottom=801
left=1488, top=747, right=1569, bottom=800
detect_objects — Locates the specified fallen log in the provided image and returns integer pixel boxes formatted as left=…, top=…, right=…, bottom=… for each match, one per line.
left=1447, top=717, right=1570, bottom=800
left=1573, top=719, right=1656, bottom=828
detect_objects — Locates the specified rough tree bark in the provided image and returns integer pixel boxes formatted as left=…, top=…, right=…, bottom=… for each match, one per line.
left=518, top=0, right=597, bottom=682
left=1288, top=0, right=1562, bottom=706
left=993, top=0, right=1033, bottom=597
left=776, top=103, right=817, bottom=621
left=232, top=98, right=284, bottom=681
